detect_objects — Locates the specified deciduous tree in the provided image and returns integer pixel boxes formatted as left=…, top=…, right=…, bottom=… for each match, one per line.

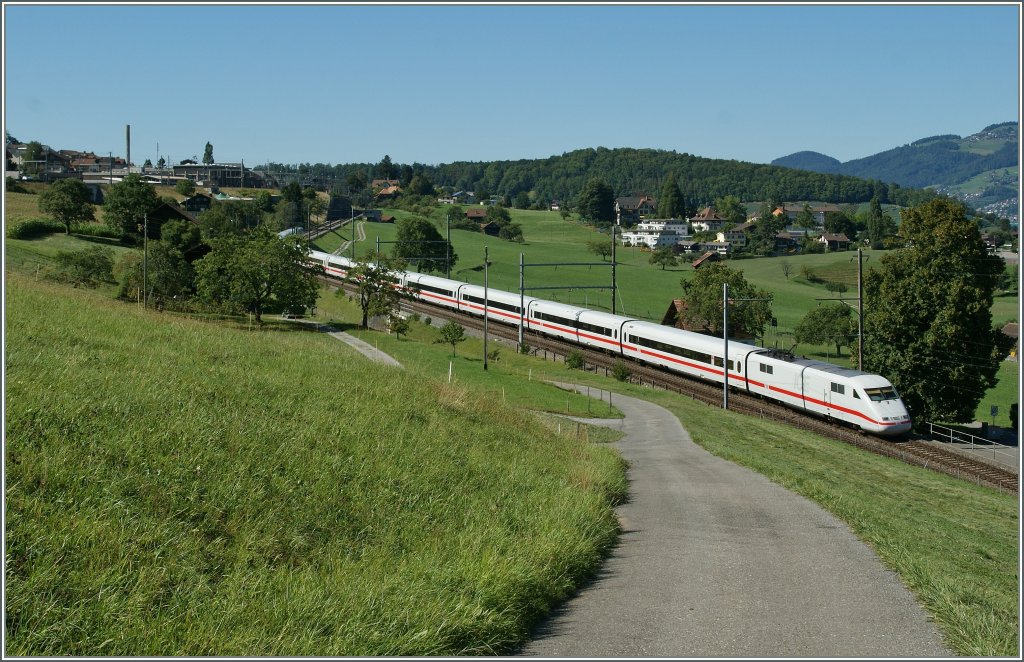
left=435, top=320, right=467, bottom=357
left=195, top=228, right=320, bottom=324
left=679, top=262, right=773, bottom=339
left=103, top=173, right=161, bottom=240
left=649, top=246, right=678, bottom=270
left=587, top=236, right=613, bottom=261
left=393, top=217, right=456, bottom=273
left=861, top=198, right=1013, bottom=423
left=346, top=253, right=405, bottom=329
left=38, top=178, right=95, bottom=234
left=795, top=303, right=855, bottom=355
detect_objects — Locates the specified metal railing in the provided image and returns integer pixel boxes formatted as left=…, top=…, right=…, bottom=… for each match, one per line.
left=928, top=422, right=1018, bottom=470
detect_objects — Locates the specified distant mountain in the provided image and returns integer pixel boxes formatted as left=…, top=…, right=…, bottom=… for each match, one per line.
left=771, top=151, right=842, bottom=173
left=773, top=122, right=1017, bottom=188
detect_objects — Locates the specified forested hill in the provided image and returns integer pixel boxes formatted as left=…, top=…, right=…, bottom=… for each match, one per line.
left=771, top=122, right=1018, bottom=189
left=416, top=147, right=933, bottom=207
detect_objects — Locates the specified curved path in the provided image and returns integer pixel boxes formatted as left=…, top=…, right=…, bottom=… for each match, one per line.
left=518, top=384, right=949, bottom=658
left=286, top=318, right=402, bottom=368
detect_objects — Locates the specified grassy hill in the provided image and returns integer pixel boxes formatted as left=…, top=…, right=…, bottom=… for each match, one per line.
left=4, top=270, right=628, bottom=655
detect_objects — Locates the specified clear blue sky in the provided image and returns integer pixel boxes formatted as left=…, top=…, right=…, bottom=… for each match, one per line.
left=3, top=2, right=1020, bottom=168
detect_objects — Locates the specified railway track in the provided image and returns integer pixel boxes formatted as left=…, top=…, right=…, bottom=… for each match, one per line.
left=324, top=276, right=1018, bottom=495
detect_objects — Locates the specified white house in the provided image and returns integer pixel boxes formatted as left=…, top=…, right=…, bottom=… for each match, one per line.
left=620, top=218, right=691, bottom=249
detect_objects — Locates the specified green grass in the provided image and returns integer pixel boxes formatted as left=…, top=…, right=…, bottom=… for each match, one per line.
left=4, top=273, right=628, bottom=655
left=973, top=359, right=1020, bottom=426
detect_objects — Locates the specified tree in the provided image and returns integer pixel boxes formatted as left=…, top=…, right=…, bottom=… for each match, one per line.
left=576, top=178, right=615, bottom=226
left=407, top=174, right=436, bottom=197
left=795, top=304, right=856, bottom=355
left=376, top=154, right=396, bottom=180
left=393, top=217, right=456, bottom=273
left=796, top=204, right=817, bottom=230
left=781, top=260, right=792, bottom=279
left=143, top=159, right=153, bottom=168
left=587, top=236, right=613, bottom=261
left=346, top=253, right=405, bottom=329
left=679, top=262, right=773, bottom=339
left=435, top=320, right=467, bottom=357
left=157, top=156, right=166, bottom=168
left=347, top=171, right=367, bottom=193
left=499, top=222, right=524, bottom=243
left=103, top=173, right=161, bottom=240
left=861, top=198, right=1012, bottom=423
left=198, top=200, right=263, bottom=239
left=38, top=178, right=95, bottom=234
left=866, top=196, right=897, bottom=249
left=649, top=246, right=678, bottom=270
left=22, top=141, right=44, bottom=176
left=658, top=175, right=685, bottom=219
left=202, top=142, right=214, bottom=165
left=715, top=195, right=747, bottom=226
left=389, top=314, right=410, bottom=340
left=194, top=228, right=320, bottom=324
left=513, top=191, right=531, bottom=210
left=175, top=179, right=196, bottom=197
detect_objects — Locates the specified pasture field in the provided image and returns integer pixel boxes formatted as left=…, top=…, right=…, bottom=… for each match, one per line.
left=4, top=272, right=627, bottom=656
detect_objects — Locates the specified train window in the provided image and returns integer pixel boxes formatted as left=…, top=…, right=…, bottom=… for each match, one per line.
left=831, top=383, right=845, bottom=395
left=759, top=363, right=774, bottom=375
left=853, top=390, right=861, bottom=399
left=462, top=293, right=519, bottom=313
left=864, top=387, right=899, bottom=402
left=577, top=321, right=611, bottom=337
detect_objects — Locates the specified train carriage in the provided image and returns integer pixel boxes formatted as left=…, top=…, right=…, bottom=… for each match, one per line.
left=573, top=310, right=635, bottom=354
left=621, top=320, right=762, bottom=387
left=404, top=273, right=463, bottom=311
left=456, top=284, right=535, bottom=328
left=527, top=300, right=588, bottom=344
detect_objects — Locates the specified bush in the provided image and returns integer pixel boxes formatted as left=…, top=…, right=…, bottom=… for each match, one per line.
left=70, top=223, right=122, bottom=240
left=612, top=361, right=631, bottom=382
left=565, top=350, right=585, bottom=370
left=6, top=176, right=31, bottom=194
left=487, top=348, right=500, bottom=362
left=407, top=312, right=421, bottom=323
left=6, top=217, right=63, bottom=239
left=422, top=316, right=432, bottom=327
left=52, top=246, right=115, bottom=287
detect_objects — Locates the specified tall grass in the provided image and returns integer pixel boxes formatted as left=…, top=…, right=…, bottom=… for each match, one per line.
left=4, top=273, right=627, bottom=655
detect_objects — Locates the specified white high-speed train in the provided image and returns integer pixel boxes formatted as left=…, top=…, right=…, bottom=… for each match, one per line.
left=308, top=249, right=912, bottom=436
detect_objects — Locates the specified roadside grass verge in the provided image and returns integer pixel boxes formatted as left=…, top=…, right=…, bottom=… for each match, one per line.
left=509, top=371, right=1019, bottom=657
left=4, top=272, right=627, bottom=655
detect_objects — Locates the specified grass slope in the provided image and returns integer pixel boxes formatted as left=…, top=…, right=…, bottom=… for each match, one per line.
left=4, top=273, right=627, bottom=656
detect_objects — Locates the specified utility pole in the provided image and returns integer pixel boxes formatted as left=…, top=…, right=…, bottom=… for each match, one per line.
left=484, top=246, right=489, bottom=370
left=611, top=224, right=617, bottom=314
left=143, top=213, right=148, bottom=309
left=519, top=252, right=525, bottom=350
left=723, top=282, right=729, bottom=410
left=857, top=248, right=863, bottom=371
left=446, top=213, right=451, bottom=279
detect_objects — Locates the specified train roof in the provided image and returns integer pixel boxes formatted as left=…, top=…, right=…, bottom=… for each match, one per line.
left=624, top=320, right=766, bottom=357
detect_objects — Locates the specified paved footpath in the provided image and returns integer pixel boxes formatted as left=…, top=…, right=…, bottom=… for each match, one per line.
left=286, top=318, right=402, bottom=368
left=517, top=384, right=950, bottom=658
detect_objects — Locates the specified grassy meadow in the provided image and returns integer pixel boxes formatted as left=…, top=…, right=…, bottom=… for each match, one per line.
left=4, top=272, right=628, bottom=655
